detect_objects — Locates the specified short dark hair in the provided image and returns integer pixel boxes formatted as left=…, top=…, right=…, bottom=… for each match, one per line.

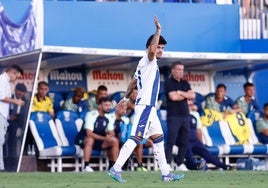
left=38, top=81, right=49, bottom=88
left=146, top=34, right=167, bottom=48
left=263, top=103, right=268, bottom=109
left=97, top=85, right=107, bottom=92
left=98, top=96, right=110, bottom=105
left=15, top=83, right=27, bottom=92
left=6, top=65, right=23, bottom=75
left=74, top=87, right=85, bottom=96
left=216, top=83, right=227, bottom=90
left=243, top=82, right=254, bottom=89
left=171, top=62, right=183, bottom=69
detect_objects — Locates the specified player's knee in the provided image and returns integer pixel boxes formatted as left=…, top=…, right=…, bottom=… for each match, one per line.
left=152, top=134, right=164, bottom=144
left=111, top=137, right=119, bottom=146
left=130, top=136, right=142, bottom=145
left=84, top=137, right=94, bottom=147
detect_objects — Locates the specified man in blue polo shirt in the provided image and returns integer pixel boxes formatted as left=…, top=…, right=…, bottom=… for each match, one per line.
left=83, top=97, right=119, bottom=172
left=235, top=82, right=260, bottom=116
left=205, top=84, right=235, bottom=112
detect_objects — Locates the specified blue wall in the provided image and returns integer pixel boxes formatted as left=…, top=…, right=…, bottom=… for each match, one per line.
left=253, top=69, right=268, bottom=111
left=44, top=2, right=240, bottom=52
left=0, top=1, right=240, bottom=52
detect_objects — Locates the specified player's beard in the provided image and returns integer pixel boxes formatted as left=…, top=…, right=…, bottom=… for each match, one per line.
left=103, top=109, right=110, bottom=114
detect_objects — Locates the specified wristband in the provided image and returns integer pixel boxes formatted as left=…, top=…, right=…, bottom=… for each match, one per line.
left=122, top=97, right=129, bottom=102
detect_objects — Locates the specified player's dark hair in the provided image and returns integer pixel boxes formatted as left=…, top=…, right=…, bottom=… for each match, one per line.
left=171, top=62, right=183, bottom=69
left=38, top=81, right=49, bottom=88
left=264, top=103, right=268, bottom=109
left=97, top=85, right=108, bottom=92
left=98, top=96, right=110, bottom=105
left=216, top=83, right=227, bottom=90
left=74, top=87, right=86, bottom=96
left=146, top=34, right=167, bottom=48
left=243, top=82, right=254, bottom=89
left=6, top=64, right=23, bottom=75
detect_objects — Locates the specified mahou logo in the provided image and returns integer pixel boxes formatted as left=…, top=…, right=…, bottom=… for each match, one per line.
left=92, top=70, right=124, bottom=80
left=183, top=72, right=206, bottom=82
left=215, top=73, right=246, bottom=83
left=18, top=72, right=35, bottom=80
left=49, top=70, right=83, bottom=81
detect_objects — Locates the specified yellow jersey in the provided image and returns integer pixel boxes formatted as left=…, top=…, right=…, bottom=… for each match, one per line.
left=225, top=112, right=250, bottom=144
left=32, top=95, right=54, bottom=114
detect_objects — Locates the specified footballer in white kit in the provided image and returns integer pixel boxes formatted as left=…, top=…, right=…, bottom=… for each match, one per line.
left=108, top=17, right=185, bottom=183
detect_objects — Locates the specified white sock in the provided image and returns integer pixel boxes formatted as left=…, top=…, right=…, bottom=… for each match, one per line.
left=153, top=141, right=170, bottom=176
left=113, top=139, right=137, bottom=172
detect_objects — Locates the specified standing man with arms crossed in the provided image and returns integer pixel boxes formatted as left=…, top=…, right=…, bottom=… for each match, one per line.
left=0, top=65, right=24, bottom=171
left=164, top=62, right=195, bottom=171
left=108, top=17, right=184, bottom=182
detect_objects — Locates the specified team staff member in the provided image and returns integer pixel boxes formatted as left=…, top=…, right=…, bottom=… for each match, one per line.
left=7, top=83, right=29, bottom=167
left=235, top=82, right=260, bottom=116
left=256, top=103, right=268, bottom=144
left=83, top=97, right=119, bottom=172
left=0, top=65, right=24, bottom=171
left=31, top=81, right=54, bottom=118
left=62, top=87, right=88, bottom=117
left=164, top=62, right=195, bottom=171
left=184, top=99, right=233, bottom=171
left=87, top=85, right=108, bottom=111
left=205, top=84, right=235, bottom=113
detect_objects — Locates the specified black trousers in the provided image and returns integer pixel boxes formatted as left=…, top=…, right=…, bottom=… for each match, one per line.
left=165, top=116, right=190, bottom=166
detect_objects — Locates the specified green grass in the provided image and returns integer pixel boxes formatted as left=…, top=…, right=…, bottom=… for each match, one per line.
left=0, top=171, right=267, bottom=188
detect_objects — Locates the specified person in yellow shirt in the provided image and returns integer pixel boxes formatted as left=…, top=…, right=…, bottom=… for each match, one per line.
left=32, top=81, right=54, bottom=118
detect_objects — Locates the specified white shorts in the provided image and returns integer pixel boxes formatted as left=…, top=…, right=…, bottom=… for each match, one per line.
left=130, top=105, right=163, bottom=139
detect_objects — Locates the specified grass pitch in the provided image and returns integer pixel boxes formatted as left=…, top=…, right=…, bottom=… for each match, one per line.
left=0, top=171, right=267, bottom=188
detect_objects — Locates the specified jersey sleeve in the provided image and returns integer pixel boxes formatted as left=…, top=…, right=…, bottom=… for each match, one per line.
left=228, top=97, right=235, bottom=108
left=192, top=111, right=202, bottom=129
left=184, top=80, right=192, bottom=91
left=0, top=78, right=6, bottom=100
left=256, top=118, right=268, bottom=133
left=84, top=111, right=97, bottom=131
left=31, top=96, right=38, bottom=112
left=106, top=113, right=115, bottom=132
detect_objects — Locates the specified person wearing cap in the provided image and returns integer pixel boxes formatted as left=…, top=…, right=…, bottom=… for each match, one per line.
left=6, top=83, right=29, bottom=170
left=0, top=65, right=24, bottom=171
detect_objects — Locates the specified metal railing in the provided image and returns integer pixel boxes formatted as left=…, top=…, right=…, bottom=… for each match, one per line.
left=239, top=0, right=268, bottom=39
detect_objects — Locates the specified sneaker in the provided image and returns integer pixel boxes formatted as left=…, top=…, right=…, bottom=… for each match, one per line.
left=226, top=165, right=237, bottom=171
left=162, top=173, right=185, bottom=182
left=137, top=166, right=148, bottom=172
left=198, top=160, right=207, bottom=171
left=108, top=167, right=127, bottom=183
left=175, top=164, right=189, bottom=171
left=83, top=165, right=94, bottom=172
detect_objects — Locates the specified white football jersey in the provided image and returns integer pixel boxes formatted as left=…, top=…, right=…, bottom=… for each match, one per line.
left=134, top=53, right=160, bottom=107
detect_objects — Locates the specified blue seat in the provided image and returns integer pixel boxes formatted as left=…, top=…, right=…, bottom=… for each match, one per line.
left=195, top=92, right=205, bottom=116
left=110, top=91, right=126, bottom=104
left=47, top=92, right=64, bottom=114
left=202, top=121, right=235, bottom=155
left=55, top=110, right=83, bottom=148
left=29, top=112, right=80, bottom=157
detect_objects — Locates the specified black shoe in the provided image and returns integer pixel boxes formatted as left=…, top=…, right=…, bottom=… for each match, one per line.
left=226, top=165, right=236, bottom=171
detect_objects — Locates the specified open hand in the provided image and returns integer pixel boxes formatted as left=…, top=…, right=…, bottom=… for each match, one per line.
left=154, top=16, right=161, bottom=30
